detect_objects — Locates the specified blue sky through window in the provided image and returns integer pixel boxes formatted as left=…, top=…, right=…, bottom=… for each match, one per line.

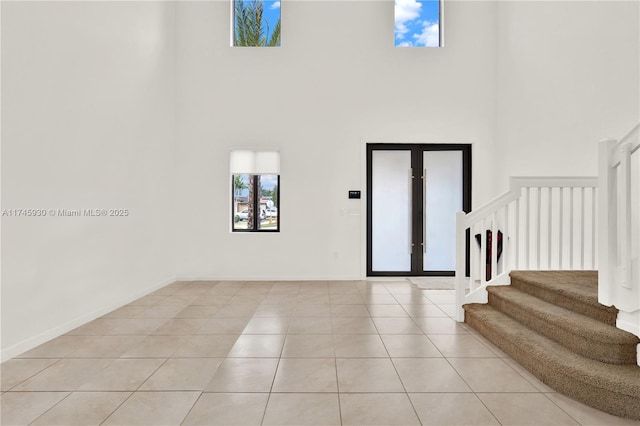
left=233, top=0, right=281, bottom=47
left=395, top=0, right=440, bottom=47
left=263, top=1, right=281, bottom=39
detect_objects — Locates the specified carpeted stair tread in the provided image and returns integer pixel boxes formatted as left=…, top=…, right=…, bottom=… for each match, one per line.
left=487, top=286, right=639, bottom=365
left=509, top=270, right=618, bottom=325
left=464, top=303, right=640, bottom=420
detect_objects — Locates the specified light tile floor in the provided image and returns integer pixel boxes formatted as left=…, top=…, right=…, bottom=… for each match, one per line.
left=2, top=280, right=639, bottom=425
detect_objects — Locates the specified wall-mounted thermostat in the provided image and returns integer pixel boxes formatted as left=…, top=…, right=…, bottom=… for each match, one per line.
left=348, top=190, right=361, bottom=199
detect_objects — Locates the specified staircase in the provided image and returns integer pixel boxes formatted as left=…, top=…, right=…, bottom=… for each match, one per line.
left=464, top=270, right=640, bottom=420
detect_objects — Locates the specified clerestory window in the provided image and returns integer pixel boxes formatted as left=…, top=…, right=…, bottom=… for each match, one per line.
left=395, top=0, right=442, bottom=47
left=232, top=0, right=281, bottom=47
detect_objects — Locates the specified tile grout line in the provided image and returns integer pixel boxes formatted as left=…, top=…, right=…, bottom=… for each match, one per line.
left=178, top=391, right=205, bottom=426
left=540, top=391, right=586, bottom=426
left=2, top=358, right=61, bottom=392
left=439, top=351, right=504, bottom=426
left=378, top=283, right=424, bottom=426
left=333, top=346, right=343, bottom=426
left=258, top=293, right=286, bottom=426
left=24, top=390, right=72, bottom=426
left=471, top=393, right=504, bottom=426
left=98, top=390, right=136, bottom=426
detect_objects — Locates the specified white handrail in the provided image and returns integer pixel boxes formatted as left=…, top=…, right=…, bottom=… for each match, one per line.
left=610, top=124, right=639, bottom=167
left=456, top=176, right=598, bottom=322
left=619, top=123, right=639, bottom=148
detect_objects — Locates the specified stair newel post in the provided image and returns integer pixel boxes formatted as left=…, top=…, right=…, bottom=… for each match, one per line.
left=598, top=138, right=617, bottom=307
left=455, top=211, right=467, bottom=322
left=619, top=142, right=632, bottom=290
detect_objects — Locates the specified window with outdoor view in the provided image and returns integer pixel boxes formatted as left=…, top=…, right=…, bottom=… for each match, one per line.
left=395, top=0, right=442, bottom=47
left=231, top=150, right=280, bottom=232
left=232, top=0, right=281, bottom=47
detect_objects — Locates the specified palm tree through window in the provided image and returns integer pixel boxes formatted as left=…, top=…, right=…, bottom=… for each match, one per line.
left=233, top=0, right=281, bottom=47
left=232, top=174, right=279, bottom=232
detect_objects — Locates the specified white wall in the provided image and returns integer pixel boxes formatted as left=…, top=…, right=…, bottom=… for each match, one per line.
left=1, top=2, right=176, bottom=360
left=174, top=0, right=499, bottom=280
left=495, top=0, right=640, bottom=190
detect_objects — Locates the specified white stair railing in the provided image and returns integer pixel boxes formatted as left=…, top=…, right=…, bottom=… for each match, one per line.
left=599, top=124, right=640, bottom=318
left=455, top=177, right=598, bottom=321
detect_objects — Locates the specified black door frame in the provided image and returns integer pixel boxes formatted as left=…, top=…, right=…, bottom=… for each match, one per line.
left=366, top=143, right=472, bottom=276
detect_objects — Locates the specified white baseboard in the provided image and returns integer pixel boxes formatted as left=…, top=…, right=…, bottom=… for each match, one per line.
left=1, top=275, right=176, bottom=362
left=175, top=275, right=364, bottom=281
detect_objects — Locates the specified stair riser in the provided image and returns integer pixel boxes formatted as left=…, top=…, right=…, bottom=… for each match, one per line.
left=510, top=277, right=617, bottom=326
left=488, top=292, right=638, bottom=365
left=465, top=309, right=640, bottom=420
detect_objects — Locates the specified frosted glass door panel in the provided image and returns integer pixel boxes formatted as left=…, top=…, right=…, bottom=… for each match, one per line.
left=423, top=151, right=462, bottom=271
left=372, top=151, right=412, bottom=272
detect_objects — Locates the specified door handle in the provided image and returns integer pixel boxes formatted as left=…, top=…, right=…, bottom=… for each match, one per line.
left=409, top=168, right=414, bottom=255
left=422, top=168, right=427, bottom=253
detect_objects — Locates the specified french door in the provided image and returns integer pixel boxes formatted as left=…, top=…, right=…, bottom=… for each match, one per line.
left=366, top=144, right=471, bottom=276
